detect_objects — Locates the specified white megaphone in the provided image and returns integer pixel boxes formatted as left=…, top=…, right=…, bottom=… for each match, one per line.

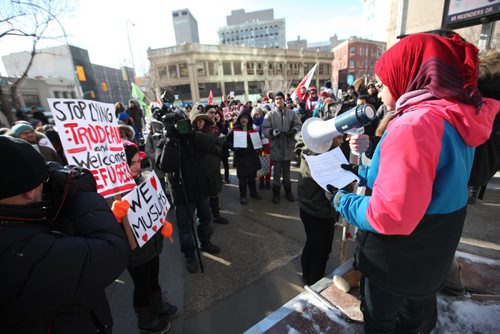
left=302, top=104, right=376, bottom=153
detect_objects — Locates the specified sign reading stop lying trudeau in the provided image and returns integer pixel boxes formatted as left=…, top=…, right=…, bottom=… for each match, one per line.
left=48, top=98, right=136, bottom=198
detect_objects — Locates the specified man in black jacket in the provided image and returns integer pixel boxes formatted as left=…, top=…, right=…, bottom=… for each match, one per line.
left=0, top=136, right=129, bottom=333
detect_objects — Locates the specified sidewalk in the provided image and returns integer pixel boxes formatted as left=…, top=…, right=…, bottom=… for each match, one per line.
left=109, top=171, right=500, bottom=333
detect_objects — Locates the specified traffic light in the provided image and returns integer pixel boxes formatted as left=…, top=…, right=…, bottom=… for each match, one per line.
left=76, top=65, right=87, bottom=81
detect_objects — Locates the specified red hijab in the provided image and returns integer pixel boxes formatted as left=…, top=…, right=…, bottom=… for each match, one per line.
left=375, top=33, right=481, bottom=111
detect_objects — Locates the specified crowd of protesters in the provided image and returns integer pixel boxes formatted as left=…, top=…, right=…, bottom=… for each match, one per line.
left=1, top=31, right=499, bottom=334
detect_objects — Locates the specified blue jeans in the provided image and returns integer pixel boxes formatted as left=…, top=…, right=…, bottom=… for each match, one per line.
left=175, top=197, right=213, bottom=258
left=361, top=276, right=424, bottom=334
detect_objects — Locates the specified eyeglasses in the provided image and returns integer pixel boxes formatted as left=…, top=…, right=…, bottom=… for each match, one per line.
left=375, top=82, right=384, bottom=90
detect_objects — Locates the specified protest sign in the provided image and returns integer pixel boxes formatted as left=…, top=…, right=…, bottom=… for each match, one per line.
left=233, top=130, right=247, bottom=148
left=222, top=105, right=240, bottom=121
left=123, top=171, right=171, bottom=248
left=48, top=98, right=136, bottom=197
left=249, top=131, right=262, bottom=149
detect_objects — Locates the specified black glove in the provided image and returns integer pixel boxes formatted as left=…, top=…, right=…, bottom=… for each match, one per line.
left=341, top=164, right=358, bottom=176
left=272, top=129, right=281, bottom=137
left=284, top=129, right=297, bottom=137
left=326, top=184, right=344, bottom=210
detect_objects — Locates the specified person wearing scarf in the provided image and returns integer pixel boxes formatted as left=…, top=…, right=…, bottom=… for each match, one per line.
left=331, top=33, right=500, bottom=333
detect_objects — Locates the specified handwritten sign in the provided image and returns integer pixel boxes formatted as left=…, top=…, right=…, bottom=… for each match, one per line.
left=123, top=172, right=171, bottom=248
left=48, top=98, right=136, bottom=197
left=222, top=105, right=240, bottom=121
left=233, top=130, right=247, bottom=148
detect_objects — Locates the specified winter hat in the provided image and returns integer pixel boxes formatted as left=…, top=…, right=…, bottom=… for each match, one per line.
left=11, top=123, right=34, bottom=138
left=275, top=91, right=285, bottom=99
left=123, top=140, right=146, bottom=165
left=189, top=107, right=213, bottom=125
left=0, top=136, right=48, bottom=200
left=118, top=111, right=131, bottom=121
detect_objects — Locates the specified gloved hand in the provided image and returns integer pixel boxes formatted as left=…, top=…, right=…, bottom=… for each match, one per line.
left=341, top=164, right=358, bottom=176
left=272, top=129, right=281, bottom=137
left=326, top=184, right=344, bottom=210
left=284, top=129, right=297, bottom=137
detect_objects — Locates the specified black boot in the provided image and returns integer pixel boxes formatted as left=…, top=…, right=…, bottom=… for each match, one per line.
left=467, top=185, right=480, bottom=205
left=259, top=179, right=265, bottom=189
left=210, top=196, right=229, bottom=224
left=284, top=184, right=295, bottom=202
left=272, top=185, right=280, bottom=204
left=135, top=306, right=171, bottom=334
left=150, top=291, right=180, bottom=320
left=249, top=179, right=262, bottom=200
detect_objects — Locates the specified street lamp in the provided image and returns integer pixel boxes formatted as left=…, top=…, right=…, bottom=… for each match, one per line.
left=126, top=19, right=136, bottom=80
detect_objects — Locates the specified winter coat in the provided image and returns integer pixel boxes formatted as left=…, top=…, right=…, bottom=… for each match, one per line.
left=336, top=98, right=500, bottom=298
left=126, top=174, right=164, bottom=268
left=0, top=192, right=129, bottom=333
left=295, top=137, right=338, bottom=219
left=262, top=106, right=302, bottom=161
left=169, top=131, right=219, bottom=205
left=226, top=115, right=261, bottom=177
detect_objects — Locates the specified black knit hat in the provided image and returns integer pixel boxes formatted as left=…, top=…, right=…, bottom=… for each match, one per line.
left=0, top=136, right=48, bottom=200
left=275, top=91, right=285, bottom=99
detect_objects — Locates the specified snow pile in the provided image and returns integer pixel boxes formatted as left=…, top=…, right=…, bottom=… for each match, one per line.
left=433, top=295, right=500, bottom=333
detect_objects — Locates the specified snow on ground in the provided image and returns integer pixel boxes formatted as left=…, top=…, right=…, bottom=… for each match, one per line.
left=433, top=295, right=500, bottom=334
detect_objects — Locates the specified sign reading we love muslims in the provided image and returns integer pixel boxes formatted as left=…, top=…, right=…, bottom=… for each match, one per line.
left=123, top=171, right=171, bottom=247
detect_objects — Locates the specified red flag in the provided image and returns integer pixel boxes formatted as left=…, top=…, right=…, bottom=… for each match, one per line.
left=291, top=64, right=317, bottom=100
left=208, top=90, right=213, bottom=104
left=156, top=96, right=162, bottom=107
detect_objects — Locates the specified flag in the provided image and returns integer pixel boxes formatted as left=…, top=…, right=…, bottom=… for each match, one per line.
left=156, top=96, right=162, bottom=107
left=131, top=82, right=148, bottom=111
left=291, top=64, right=317, bottom=100
left=208, top=90, right=213, bottom=104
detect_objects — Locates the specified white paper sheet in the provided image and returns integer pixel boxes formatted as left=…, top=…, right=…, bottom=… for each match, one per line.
left=233, top=130, right=247, bottom=148
left=249, top=132, right=263, bottom=149
left=304, top=147, right=359, bottom=191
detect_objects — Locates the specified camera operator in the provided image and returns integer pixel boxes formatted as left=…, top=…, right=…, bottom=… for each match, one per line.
left=156, top=106, right=222, bottom=274
left=0, top=136, right=129, bottom=333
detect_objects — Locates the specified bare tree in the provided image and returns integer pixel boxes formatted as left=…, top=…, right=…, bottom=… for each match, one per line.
left=0, top=0, right=67, bottom=125
left=262, top=75, right=290, bottom=96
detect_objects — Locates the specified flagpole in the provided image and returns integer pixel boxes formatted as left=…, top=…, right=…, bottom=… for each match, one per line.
left=126, top=19, right=136, bottom=80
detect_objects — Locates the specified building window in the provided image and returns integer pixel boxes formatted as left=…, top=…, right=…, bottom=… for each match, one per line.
left=268, top=63, right=274, bottom=75
left=168, top=65, right=178, bottom=79
left=257, top=63, right=264, bottom=75
left=23, top=94, right=40, bottom=106
left=275, top=63, right=283, bottom=75
left=70, top=92, right=76, bottom=98
left=173, top=13, right=178, bottom=17
left=179, top=63, right=188, bottom=78
left=195, top=61, right=206, bottom=76
left=54, top=91, right=60, bottom=98
left=182, top=11, right=187, bottom=15
left=233, top=62, right=242, bottom=75
left=286, top=63, right=293, bottom=76
left=208, top=61, right=218, bottom=76
left=319, top=64, right=324, bottom=75
left=248, top=81, right=264, bottom=95
left=349, top=60, right=355, bottom=69
left=223, top=62, right=232, bottom=75
left=350, top=47, right=355, bottom=55
left=247, top=62, right=255, bottom=75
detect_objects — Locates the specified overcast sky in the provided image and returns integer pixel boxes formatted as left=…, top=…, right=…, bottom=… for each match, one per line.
left=0, top=0, right=365, bottom=76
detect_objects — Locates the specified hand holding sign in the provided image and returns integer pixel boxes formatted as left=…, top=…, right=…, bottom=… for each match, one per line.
left=123, top=172, right=171, bottom=248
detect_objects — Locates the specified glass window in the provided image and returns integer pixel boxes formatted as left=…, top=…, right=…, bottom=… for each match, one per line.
left=233, top=62, right=242, bottom=75
left=208, top=62, right=218, bottom=76
left=179, top=63, right=188, bottom=78
left=23, top=94, right=40, bottom=106
left=349, top=47, right=355, bottom=55
left=168, top=65, right=178, bottom=79
left=256, top=63, right=264, bottom=75
left=268, top=63, right=274, bottom=75
left=319, top=64, right=324, bottom=75
left=223, top=62, right=232, bottom=75
left=349, top=60, right=355, bottom=69
left=275, top=63, right=283, bottom=75
left=247, top=62, right=255, bottom=75
left=195, top=61, right=206, bottom=76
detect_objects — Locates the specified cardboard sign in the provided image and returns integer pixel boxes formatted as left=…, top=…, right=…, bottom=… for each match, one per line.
left=123, top=172, right=171, bottom=248
left=48, top=98, right=136, bottom=197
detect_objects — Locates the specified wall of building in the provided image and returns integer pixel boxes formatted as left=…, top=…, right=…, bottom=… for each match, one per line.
left=218, top=19, right=286, bottom=48
left=173, top=9, right=200, bottom=44
left=148, top=44, right=333, bottom=103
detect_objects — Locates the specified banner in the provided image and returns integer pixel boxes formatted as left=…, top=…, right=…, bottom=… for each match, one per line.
left=48, top=98, right=136, bottom=198
left=123, top=172, right=171, bottom=247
